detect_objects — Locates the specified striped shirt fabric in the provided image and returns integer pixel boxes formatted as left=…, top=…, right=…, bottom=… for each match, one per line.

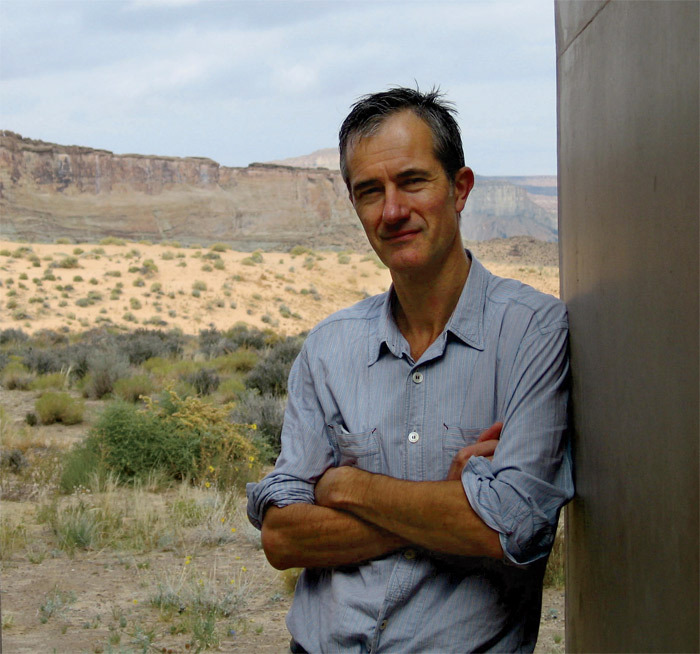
left=247, top=253, right=573, bottom=653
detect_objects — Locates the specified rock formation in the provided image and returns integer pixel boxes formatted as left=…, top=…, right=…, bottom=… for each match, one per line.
left=0, top=131, right=557, bottom=247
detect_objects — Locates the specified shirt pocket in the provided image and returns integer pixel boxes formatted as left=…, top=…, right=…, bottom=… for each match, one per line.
left=327, top=424, right=382, bottom=474
left=442, top=426, right=486, bottom=476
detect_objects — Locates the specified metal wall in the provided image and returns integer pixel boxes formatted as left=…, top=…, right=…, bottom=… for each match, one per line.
left=555, top=1, right=699, bottom=651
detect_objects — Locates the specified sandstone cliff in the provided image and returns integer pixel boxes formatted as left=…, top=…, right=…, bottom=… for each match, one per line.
left=0, top=131, right=557, bottom=247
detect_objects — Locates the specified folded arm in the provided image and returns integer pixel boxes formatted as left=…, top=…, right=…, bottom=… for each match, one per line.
left=260, top=423, right=503, bottom=569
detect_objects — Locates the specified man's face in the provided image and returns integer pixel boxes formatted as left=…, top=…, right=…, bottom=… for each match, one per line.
left=345, top=110, right=473, bottom=277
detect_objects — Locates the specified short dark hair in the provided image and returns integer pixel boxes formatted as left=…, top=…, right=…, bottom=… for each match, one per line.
left=338, top=86, right=465, bottom=188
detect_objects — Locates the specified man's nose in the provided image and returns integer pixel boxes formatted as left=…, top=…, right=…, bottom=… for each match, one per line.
left=381, top=187, right=409, bottom=223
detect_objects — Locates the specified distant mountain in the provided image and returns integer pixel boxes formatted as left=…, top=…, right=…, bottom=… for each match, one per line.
left=0, top=132, right=557, bottom=247
left=271, top=149, right=558, bottom=242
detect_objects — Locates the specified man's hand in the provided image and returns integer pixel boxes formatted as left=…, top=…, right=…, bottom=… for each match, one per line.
left=315, top=464, right=359, bottom=509
left=445, top=422, right=503, bottom=481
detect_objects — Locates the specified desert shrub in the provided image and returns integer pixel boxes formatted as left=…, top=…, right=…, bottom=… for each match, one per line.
left=337, top=253, right=351, bottom=264
left=114, top=329, right=184, bottom=364
left=202, top=251, right=221, bottom=260
left=224, top=324, right=270, bottom=351
left=59, top=442, right=104, bottom=493
left=140, top=259, right=158, bottom=276
left=0, top=518, right=27, bottom=559
left=0, top=328, right=28, bottom=345
left=130, top=297, right=142, bottom=310
left=217, top=375, right=246, bottom=402
left=182, top=367, right=220, bottom=396
left=81, top=392, right=260, bottom=487
left=21, top=347, right=64, bottom=375
left=2, top=361, right=34, bottom=390
left=52, top=256, right=80, bottom=269
left=209, top=242, right=229, bottom=252
left=229, top=390, right=285, bottom=459
left=209, top=350, right=259, bottom=374
left=192, top=280, right=207, bottom=292
left=113, top=374, right=155, bottom=403
left=82, top=349, right=131, bottom=399
left=99, top=236, right=126, bottom=245
left=245, top=336, right=303, bottom=396
left=29, top=372, right=69, bottom=391
left=32, top=329, right=69, bottom=347
left=35, top=392, right=84, bottom=425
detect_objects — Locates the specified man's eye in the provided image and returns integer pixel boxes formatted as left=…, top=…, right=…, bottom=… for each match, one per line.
left=405, top=177, right=425, bottom=186
left=359, top=187, right=380, bottom=198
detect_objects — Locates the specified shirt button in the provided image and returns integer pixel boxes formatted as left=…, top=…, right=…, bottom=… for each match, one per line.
left=408, top=431, right=420, bottom=443
left=380, top=619, right=388, bottom=630
left=412, top=371, right=423, bottom=384
left=403, top=549, right=416, bottom=560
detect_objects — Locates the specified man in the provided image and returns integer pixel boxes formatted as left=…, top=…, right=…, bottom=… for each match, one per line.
left=247, top=87, right=573, bottom=653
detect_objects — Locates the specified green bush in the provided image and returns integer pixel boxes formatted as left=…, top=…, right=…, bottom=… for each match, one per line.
left=35, top=392, right=84, bottom=425
left=2, top=361, right=34, bottom=390
left=217, top=375, right=246, bottom=402
left=29, top=372, right=69, bottom=391
left=113, top=374, right=155, bottom=403
left=209, top=350, right=259, bottom=373
left=53, top=256, right=80, bottom=269
left=99, top=237, right=126, bottom=246
left=81, top=392, right=260, bottom=487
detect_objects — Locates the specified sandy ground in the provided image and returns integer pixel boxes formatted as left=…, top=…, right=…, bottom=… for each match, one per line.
left=0, top=238, right=559, bottom=337
left=1, top=237, right=564, bottom=653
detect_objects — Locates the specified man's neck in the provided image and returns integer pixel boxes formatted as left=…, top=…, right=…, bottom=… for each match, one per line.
left=391, top=249, right=471, bottom=361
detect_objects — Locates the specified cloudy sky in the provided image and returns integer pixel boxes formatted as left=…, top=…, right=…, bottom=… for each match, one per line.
left=1, top=0, right=558, bottom=176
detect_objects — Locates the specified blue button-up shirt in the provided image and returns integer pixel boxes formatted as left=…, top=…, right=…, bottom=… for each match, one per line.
left=247, top=254, right=573, bottom=653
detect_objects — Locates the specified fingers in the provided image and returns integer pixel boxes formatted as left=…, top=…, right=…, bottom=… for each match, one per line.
left=445, top=424, right=502, bottom=481
left=476, top=421, right=503, bottom=443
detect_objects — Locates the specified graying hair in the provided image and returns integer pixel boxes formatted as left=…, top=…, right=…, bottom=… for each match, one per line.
left=338, top=86, right=465, bottom=188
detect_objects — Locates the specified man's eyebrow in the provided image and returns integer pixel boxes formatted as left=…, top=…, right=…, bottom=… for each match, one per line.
left=396, top=167, right=432, bottom=180
left=352, top=178, right=381, bottom=195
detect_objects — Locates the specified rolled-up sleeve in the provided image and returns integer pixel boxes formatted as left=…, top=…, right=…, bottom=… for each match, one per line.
left=246, top=346, right=334, bottom=529
left=462, top=317, right=573, bottom=566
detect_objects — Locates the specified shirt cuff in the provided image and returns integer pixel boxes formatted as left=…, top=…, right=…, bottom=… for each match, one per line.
left=462, top=457, right=568, bottom=566
left=246, top=474, right=316, bottom=530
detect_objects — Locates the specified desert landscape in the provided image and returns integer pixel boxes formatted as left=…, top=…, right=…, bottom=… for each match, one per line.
left=0, top=235, right=565, bottom=654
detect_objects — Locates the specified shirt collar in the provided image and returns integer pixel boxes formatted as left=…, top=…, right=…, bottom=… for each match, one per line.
left=367, top=250, right=488, bottom=366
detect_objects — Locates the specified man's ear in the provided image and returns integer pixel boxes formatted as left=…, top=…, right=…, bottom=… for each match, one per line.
left=453, top=167, right=475, bottom=213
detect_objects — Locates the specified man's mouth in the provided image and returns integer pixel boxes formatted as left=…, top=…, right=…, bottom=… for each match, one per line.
left=381, top=229, right=420, bottom=243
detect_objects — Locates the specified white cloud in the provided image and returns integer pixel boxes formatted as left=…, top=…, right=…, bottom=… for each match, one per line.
left=0, top=0, right=557, bottom=174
